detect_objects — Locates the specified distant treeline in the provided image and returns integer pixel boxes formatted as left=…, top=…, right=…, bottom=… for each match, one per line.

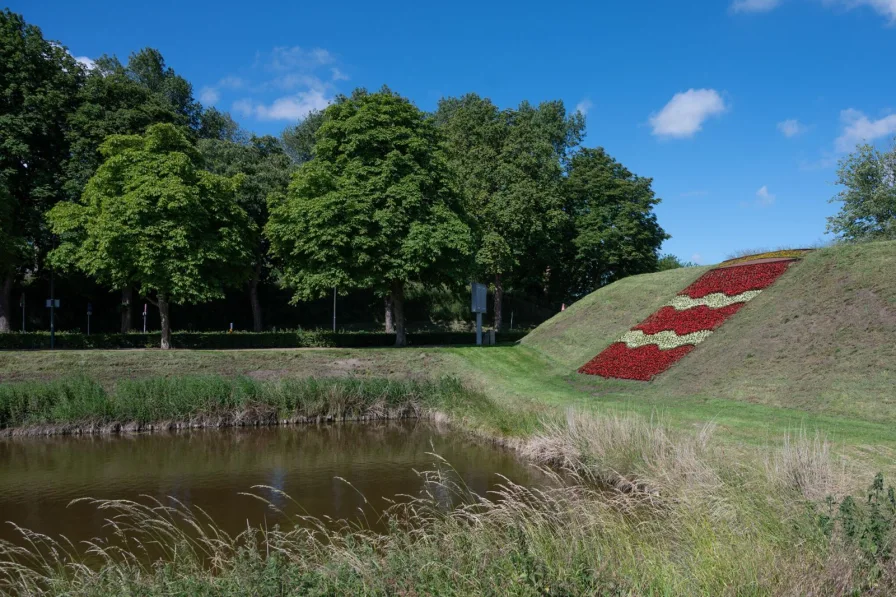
left=0, top=9, right=688, bottom=347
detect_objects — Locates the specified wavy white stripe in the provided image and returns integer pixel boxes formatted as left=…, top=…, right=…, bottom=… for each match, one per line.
left=619, top=329, right=713, bottom=350
left=666, top=290, right=762, bottom=311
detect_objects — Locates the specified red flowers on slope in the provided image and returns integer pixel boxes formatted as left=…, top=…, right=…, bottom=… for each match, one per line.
left=679, top=261, right=793, bottom=298
left=578, top=343, right=696, bottom=381
left=578, top=260, right=797, bottom=381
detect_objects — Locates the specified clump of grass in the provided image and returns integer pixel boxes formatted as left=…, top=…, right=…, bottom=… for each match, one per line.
left=0, top=375, right=493, bottom=435
left=0, top=409, right=874, bottom=595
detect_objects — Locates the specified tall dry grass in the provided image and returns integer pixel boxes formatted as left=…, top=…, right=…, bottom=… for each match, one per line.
left=0, top=407, right=871, bottom=596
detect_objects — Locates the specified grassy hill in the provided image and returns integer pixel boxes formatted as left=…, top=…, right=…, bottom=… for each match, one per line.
left=522, top=240, right=896, bottom=425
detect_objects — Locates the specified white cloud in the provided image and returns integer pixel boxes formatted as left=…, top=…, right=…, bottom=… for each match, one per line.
left=731, top=0, right=781, bottom=13
left=649, top=89, right=727, bottom=138
left=199, top=87, right=220, bottom=104
left=74, top=56, right=96, bottom=70
left=218, top=76, right=245, bottom=89
left=331, top=68, right=349, bottom=81
left=755, top=185, right=776, bottom=206
left=777, top=119, right=808, bottom=137
left=822, top=0, right=896, bottom=21
left=691, top=253, right=703, bottom=264
left=233, top=88, right=331, bottom=121
left=575, top=99, right=593, bottom=115
left=835, top=108, right=896, bottom=152
left=267, top=46, right=334, bottom=71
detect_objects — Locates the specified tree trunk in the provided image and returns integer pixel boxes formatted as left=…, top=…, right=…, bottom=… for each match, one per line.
left=120, top=286, right=133, bottom=333
left=0, top=276, right=11, bottom=333
left=384, top=294, right=394, bottom=334
left=249, top=263, right=263, bottom=332
left=494, top=273, right=504, bottom=332
left=158, top=293, right=172, bottom=349
left=391, top=280, right=406, bottom=347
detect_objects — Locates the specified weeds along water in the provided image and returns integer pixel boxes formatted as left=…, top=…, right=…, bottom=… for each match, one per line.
left=0, top=375, right=509, bottom=435
left=0, top=376, right=893, bottom=594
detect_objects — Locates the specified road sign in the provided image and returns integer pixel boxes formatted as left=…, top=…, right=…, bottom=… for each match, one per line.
left=87, top=302, right=93, bottom=316
left=471, top=282, right=487, bottom=314
left=45, top=299, right=60, bottom=308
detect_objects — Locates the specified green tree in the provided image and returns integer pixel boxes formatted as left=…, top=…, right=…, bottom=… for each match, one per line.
left=47, top=124, right=254, bottom=349
left=281, top=109, right=326, bottom=165
left=267, top=88, right=472, bottom=346
left=435, top=94, right=584, bottom=329
left=562, top=147, right=669, bottom=296
left=199, top=135, right=294, bottom=331
left=656, top=254, right=696, bottom=272
left=827, top=141, right=896, bottom=242
left=65, top=48, right=227, bottom=331
left=0, top=10, right=82, bottom=332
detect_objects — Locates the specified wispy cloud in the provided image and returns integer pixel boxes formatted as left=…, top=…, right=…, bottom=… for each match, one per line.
left=74, top=56, right=96, bottom=70
left=741, top=185, right=777, bottom=207
left=732, top=0, right=896, bottom=21
left=777, top=119, right=809, bottom=137
left=679, top=190, right=709, bottom=198
left=691, top=253, right=703, bottom=264
left=731, top=0, right=781, bottom=13
left=575, top=98, right=593, bottom=115
left=265, top=46, right=334, bottom=71
left=649, top=89, right=727, bottom=138
left=835, top=108, right=896, bottom=152
left=199, top=87, right=220, bottom=104
left=331, top=68, right=349, bottom=81
left=233, top=88, right=330, bottom=121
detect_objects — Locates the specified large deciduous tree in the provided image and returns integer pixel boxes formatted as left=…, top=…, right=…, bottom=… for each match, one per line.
left=199, top=135, right=294, bottom=331
left=267, top=88, right=472, bottom=346
left=562, top=147, right=669, bottom=296
left=0, top=10, right=82, bottom=332
left=280, top=109, right=326, bottom=166
left=827, top=141, right=896, bottom=242
left=47, top=124, right=254, bottom=349
left=65, top=48, right=222, bottom=331
left=435, top=94, right=583, bottom=329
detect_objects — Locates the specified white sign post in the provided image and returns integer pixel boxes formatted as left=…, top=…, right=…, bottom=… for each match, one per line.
left=471, top=282, right=487, bottom=346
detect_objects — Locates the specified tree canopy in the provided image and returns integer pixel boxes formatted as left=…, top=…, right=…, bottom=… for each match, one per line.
left=47, top=124, right=254, bottom=348
left=0, top=9, right=82, bottom=332
left=267, top=88, right=472, bottom=345
left=827, top=141, right=896, bottom=242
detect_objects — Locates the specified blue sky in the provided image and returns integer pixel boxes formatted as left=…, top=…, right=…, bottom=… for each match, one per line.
left=11, top=0, right=896, bottom=264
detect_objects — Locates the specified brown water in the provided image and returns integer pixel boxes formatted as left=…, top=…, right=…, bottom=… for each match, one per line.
left=0, top=422, right=543, bottom=549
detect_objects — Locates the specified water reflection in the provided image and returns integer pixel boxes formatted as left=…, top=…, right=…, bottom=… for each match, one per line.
left=0, top=422, right=544, bottom=548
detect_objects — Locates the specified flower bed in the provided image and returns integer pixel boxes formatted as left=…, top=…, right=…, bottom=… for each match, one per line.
left=578, top=260, right=797, bottom=381
left=720, top=249, right=812, bottom=266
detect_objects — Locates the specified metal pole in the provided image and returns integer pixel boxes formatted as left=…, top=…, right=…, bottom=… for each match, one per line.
left=21, top=293, right=25, bottom=332
left=87, top=314, right=91, bottom=335
left=49, top=271, right=55, bottom=350
left=332, top=287, right=336, bottom=332
left=510, top=310, right=514, bottom=331
left=476, top=312, right=482, bottom=346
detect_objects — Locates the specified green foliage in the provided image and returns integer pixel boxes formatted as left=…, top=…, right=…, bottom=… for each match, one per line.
left=267, top=88, right=472, bottom=345
left=435, top=94, right=584, bottom=289
left=280, top=109, right=326, bottom=165
left=47, top=124, right=255, bottom=347
left=563, top=148, right=669, bottom=295
left=0, top=9, right=81, bottom=281
left=0, top=329, right=528, bottom=350
left=827, top=141, right=896, bottom=242
left=656, top=254, right=697, bottom=271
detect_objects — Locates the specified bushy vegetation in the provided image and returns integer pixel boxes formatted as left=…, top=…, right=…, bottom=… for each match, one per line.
left=0, top=375, right=493, bottom=432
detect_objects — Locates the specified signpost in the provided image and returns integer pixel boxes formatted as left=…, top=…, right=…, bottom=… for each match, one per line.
left=143, top=303, right=147, bottom=333
left=471, top=282, right=487, bottom=346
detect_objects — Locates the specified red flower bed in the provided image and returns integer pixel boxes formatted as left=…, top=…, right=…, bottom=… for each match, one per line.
left=578, top=343, right=696, bottom=381
left=679, top=260, right=793, bottom=298
left=633, top=303, right=745, bottom=335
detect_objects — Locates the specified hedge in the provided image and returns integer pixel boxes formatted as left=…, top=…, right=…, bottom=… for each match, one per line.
left=0, top=330, right=529, bottom=350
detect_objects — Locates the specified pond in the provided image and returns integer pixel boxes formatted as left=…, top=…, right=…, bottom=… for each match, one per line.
left=0, top=422, right=544, bottom=549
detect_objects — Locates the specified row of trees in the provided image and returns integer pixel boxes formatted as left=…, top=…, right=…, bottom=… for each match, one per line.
left=1, top=10, right=672, bottom=347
